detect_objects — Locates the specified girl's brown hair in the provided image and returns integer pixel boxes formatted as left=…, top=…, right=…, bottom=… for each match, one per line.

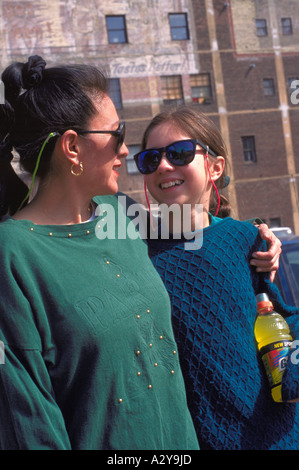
left=141, top=106, right=231, bottom=217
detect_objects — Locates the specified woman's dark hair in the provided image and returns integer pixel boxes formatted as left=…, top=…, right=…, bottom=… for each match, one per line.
left=141, top=106, right=231, bottom=218
left=0, top=55, right=108, bottom=217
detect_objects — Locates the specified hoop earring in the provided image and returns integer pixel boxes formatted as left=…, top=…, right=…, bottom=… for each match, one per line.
left=71, top=162, right=83, bottom=176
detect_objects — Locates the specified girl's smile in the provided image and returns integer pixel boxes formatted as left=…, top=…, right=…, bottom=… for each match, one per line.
left=144, top=121, right=224, bottom=229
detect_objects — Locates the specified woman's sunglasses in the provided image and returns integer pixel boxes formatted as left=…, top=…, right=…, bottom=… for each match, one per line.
left=77, top=121, right=126, bottom=153
left=134, top=139, right=217, bottom=175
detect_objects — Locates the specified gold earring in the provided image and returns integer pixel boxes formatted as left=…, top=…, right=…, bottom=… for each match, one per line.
left=71, top=162, right=83, bottom=176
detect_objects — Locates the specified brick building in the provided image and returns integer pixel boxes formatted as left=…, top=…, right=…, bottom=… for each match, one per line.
left=1, top=0, right=298, bottom=232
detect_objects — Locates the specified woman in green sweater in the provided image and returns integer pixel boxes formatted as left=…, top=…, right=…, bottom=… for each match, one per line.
left=0, top=56, right=199, bottom=450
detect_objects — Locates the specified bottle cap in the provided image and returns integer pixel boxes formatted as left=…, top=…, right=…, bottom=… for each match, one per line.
left=256, top=293, right=270, bottom=303
left=256, top=293, right=273, bottom=313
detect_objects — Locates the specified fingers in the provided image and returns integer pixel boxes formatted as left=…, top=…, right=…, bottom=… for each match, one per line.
left=250, top=223, right=282, bottom=279
left=250, top=249, right=280, bottom=269
left=270, top=271, right=276, bottom=283
left=257, top=224, right=282, bottom=248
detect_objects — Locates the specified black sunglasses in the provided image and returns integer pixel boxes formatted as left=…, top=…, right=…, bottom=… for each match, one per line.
left=134, top=139, right=217, bottom=175
left=77, top=121, right=126, bottom=153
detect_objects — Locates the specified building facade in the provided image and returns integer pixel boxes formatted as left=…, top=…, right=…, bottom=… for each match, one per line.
left=1, top=0, right=299, bottom=232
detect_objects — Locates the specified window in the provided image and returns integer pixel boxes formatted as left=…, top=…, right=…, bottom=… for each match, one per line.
left=190, top=74, right=212, bottom=103
left=263, top=78, right=275, bottom=96
left=109, top=78, right=122, bottom=110
left=161, top=75, right=184, bottom=105
left=169, top=13, right=189, bottom=40
left=269, top=217, right=281, bottom=228
left=106, top=15, right=127, bottom=44
left=281, top=18, right=293, bottom=35
left=256, top=19, right=268, bottom=37
left=241, top=136, right=257, bottom=163
left=126, top=145, right=141, bottom=175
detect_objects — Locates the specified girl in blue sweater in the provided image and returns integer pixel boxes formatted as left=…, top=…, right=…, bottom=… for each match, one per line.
left=134, top=106, right=299, bottom=449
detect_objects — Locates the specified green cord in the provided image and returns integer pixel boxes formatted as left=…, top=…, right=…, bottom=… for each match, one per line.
left=17, top=132, right=58, bottom=212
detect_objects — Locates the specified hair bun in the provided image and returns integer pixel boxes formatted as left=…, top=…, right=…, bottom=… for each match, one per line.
left=22, top=55, right=46, bottom=90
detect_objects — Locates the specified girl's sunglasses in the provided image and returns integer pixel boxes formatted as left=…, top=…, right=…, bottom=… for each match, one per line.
left=78, top=121, right=126, bottom=153
left=134, top=139, right=217, bottom=175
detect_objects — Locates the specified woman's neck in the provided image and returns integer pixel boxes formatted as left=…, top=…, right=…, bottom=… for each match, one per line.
left=13, top=180, right=94, bottom=225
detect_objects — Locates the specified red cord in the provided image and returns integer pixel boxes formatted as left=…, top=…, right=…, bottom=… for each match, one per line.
left=144, top=178, right=155, bottom=231
left=144, top=152, right=220, bottom=232
left=205, top=151, right=220, bottom=217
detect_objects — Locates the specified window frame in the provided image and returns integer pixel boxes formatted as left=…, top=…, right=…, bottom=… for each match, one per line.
left=161, top=75, right=184, bottom=106
left=281, top=17, right=293, bottom=36
left=190, top=73, right=212, bottom=103
left=241, top=136, right=257, bottom=163
left=263, top=78, right=275, bottom=97
left=106, top=15, right=128, bottom=44
left=169, top=13, right=189, bottom=41
left=256, top=19, right=268, bottom=37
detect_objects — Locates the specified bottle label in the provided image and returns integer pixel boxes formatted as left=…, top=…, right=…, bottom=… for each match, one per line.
left=260, top=340, right=292, bottom=389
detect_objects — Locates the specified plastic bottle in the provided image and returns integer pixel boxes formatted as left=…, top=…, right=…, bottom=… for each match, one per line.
left=254, top=293, right=293, bottom=402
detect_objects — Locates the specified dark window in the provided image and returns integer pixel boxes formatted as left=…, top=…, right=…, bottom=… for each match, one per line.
left=106, top=15, right=128, bottom=44
left=109, top=78, right=122, bottom=110
left=169, top=13, right=189, bottom=40
left=269, top=217, right=281, bottom=228
left=242, top=136, right=257, bottom=163
left=263, top=78, right=275, bottom=96
left=281, top=17, right=293, bottom=35
left=256, top=19, right=268, bottom=37
left=161, top=75, right=184, bottom=105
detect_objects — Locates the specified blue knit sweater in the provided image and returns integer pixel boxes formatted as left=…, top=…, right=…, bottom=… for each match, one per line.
left=147, top=215, right=299, bottom=450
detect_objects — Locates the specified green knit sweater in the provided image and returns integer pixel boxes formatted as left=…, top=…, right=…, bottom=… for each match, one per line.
left=0, top=195, right=198, bottom=450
